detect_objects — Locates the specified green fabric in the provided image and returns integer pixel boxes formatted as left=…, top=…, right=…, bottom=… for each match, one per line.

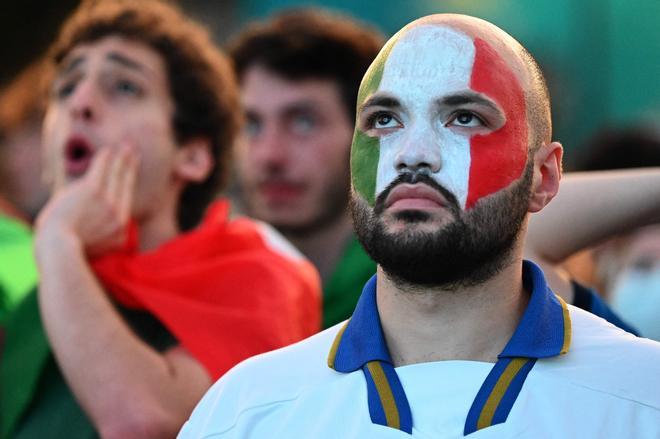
left=0, top=216, right=37, bottom=324
left=0, top=290, right=50, bottom=439
left=0, top=289, right=177, bottom=438
left=322, top=235, right=376, bottom=328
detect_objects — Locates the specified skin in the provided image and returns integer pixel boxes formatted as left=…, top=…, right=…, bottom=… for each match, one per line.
left=1, top=122, right=50, bottom=220
left=236, top=65, right=355, bottom=281
left=352, top=15, right=562, bottom=366
left=36, top=36, right=213, bottom=438
left=525, top=168, right=660, bottom=301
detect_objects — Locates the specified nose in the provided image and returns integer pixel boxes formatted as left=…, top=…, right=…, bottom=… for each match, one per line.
left=393, top=129, right=442, bottom=175
left=69, top=79, right=100, bottom=122
left=250, top=122, right=289, bottom=171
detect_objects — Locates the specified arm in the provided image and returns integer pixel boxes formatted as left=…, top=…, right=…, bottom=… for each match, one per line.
left=525, top=168, right=660, bottom=301
left=35, top=146, right=210, bottom=439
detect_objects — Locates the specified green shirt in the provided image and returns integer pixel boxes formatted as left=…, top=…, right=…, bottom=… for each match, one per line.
left=0, top=216, right=37, bottom=324
left=322, top=235, right=376, bottom=328
left=0, top=290, right=176, bottom=438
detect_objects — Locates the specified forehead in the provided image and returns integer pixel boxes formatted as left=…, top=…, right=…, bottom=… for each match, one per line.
left=379, top=25, right=475, bottom=96
left=241, top=66, right=345, bottom=114
left=58, top=35, right=166, bottom=81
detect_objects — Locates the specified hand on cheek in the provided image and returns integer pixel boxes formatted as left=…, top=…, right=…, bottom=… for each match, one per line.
left=35, top=143, right=140, bottom=258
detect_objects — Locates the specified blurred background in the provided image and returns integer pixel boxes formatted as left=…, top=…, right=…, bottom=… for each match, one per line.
left=2, top=0, right=658, bottom=166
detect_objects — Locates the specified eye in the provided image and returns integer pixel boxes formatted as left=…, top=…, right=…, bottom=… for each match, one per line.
left=367, top=112, right=401, bottom=130
left=290, top=113, right=315, bottom=135
left=447, top=111, right=485, bottom=128
left=244, top=117, right=261, bottom=138
left=114, top=79, right=142, bottom=96
left=375, top=113, right=396, bottom=128
left=55, top=80, right=78, bottom=99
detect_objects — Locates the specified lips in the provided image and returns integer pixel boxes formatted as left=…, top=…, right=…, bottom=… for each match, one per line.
left=257, top=181, right=305, bottom=204
left=64, top=135, right=95, bottom=178
left=384, top=183, right=447, bottom=211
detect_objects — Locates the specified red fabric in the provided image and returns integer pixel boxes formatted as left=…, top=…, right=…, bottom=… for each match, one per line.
left=90, top=200, right=321, bottom=380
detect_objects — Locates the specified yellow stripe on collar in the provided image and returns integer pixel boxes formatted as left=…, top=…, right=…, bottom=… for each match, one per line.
left=555, top=294, right=572, bottom=355
left=366, top=361, right=401, bottom=429
left=327, top=321, right=349, bottom=369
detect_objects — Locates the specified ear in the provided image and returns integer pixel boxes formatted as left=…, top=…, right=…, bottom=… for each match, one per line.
left=528, top=141, right=563, bottom=213
left=174, top=138, right=214, bottom=183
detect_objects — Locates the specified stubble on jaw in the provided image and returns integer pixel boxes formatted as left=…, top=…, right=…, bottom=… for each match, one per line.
left=351, top=163, right=533, bottom=291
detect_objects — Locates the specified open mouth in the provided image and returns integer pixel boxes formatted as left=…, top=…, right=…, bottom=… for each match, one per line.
left=65, top=136, right=95, bottom=178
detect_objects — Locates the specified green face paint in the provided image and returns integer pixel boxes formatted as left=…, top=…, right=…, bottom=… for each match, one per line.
left=350, top=35, right=399, bottom=206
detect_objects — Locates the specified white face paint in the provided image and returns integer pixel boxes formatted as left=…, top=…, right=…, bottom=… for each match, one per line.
left=375, top=25, right=476, bottom=208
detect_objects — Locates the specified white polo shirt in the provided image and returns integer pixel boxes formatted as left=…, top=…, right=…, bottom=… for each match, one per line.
left=180, top=262, right=660, bottom=438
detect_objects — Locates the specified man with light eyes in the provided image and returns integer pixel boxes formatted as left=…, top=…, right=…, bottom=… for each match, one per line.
left=228, top=9, right=383, bottom=329
left=0, top=1, right=320, bottom=438
left=180, top=14, right=660, bottom=438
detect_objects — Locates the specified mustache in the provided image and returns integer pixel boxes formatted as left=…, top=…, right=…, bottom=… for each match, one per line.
left=373, top=171, right=461, bottom=215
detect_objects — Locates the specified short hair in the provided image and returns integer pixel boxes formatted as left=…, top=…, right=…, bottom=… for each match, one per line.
left=519, top=47, right=552, bottom=151
left=49, top=0, right=241, bottom=230
left=228, top=8, right=385, bottom=121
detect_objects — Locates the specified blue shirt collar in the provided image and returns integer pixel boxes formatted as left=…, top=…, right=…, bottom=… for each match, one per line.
left=329, top=260, right=571, bottom=373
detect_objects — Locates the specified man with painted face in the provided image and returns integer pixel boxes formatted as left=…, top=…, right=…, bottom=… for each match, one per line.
left=180, top=14, right=660, bottom=438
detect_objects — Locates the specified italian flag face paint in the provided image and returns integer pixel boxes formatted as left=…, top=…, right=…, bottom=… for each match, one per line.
left=351, top=24, right=528, bottom=209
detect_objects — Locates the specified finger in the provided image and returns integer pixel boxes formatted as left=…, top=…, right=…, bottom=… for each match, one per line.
left=85, top=148, right=112, bottom=190
left=51, top=152, right=68, bottom=194
left=105, top=143, right=131, bottom=204
left=116, top=146, right=139, bottom=223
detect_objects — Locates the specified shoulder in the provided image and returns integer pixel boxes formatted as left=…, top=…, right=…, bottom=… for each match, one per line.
left=539, top=305, right=660, bottom=409
left=181, top=324, right=345, bottom=436
left=223, top=216, right=319, bottom=288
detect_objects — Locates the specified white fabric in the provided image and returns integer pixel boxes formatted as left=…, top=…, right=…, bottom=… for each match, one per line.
left=179, top=305, right=660, bottom=438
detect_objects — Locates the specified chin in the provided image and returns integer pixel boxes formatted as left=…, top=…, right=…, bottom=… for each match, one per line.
left=383, top=209, right=452, bottom=231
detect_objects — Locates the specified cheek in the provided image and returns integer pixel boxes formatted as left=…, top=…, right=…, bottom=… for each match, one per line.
left=466, top=38, right=528, bottom=209
left=351, top=129, right=380, bottom=206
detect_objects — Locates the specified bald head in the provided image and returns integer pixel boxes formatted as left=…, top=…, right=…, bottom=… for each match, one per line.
left=351, top=14, right=552, bottom=209
left=386, top=14, right=551, bottom=147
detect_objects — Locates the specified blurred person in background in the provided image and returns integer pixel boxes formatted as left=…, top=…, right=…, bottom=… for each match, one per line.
left=526, top=126, right=660, bottom=340
left=0, top=61, right=50, bottom=323
left=228, top=9, right=383, bottom=328
left=0, top=1, right=320, bottom=438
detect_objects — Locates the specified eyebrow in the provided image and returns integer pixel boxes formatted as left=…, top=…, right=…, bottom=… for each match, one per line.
left=438, top=92, right=500, bottom=112
left=359, top=95, right=403, bottom=113
left=59, top=56, right=85, bottom=77
left=246, top=101, right=319, bottom=119
left=106, top=52, right=144, bottom=72
left=57, top=51, right=146, bottom=79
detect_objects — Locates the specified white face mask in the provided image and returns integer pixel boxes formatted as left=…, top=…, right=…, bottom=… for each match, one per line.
left=610, top=267, right=660, bottom=341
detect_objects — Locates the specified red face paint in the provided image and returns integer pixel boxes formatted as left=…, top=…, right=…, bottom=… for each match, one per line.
left=466, top=38, right=528, bottom=209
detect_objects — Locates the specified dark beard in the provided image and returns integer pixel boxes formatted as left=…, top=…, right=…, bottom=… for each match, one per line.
left=350, top=164, right=532, bottom=290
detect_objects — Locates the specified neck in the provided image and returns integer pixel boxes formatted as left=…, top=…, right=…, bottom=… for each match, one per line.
left=282, top=213, right=354, bottom=283
left=377, top=253, right=529, bottom=367
left=136, top=192, right=181, bottom=252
